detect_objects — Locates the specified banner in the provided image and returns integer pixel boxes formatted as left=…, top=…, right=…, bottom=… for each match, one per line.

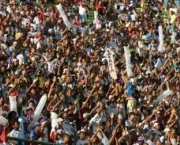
left=171, top=32, right=177, bottom=44
left=153, top=89, right=173, bottom=104
left=124, top=46, right=134, bottom=77
left=56, top=4, right=71, bottom=28
left=9, top=96, right=17, bottom=113
left=155, top=58, right=163, bottom=70
left=29, top=94, right=47, bottom=128
left=104, top=48, right=117, bottom=80
left=158, top=26, right=165, bottom=52
left=50, top=112, right=58, bottom=133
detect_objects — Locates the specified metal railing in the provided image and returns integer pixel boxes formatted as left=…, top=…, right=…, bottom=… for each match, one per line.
left=6, top=136, right=61, bottom=145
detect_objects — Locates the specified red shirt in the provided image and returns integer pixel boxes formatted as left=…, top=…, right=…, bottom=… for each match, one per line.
left=0, top=127, right=8, bottom=143
left=95, top=3, right=104, bottom=12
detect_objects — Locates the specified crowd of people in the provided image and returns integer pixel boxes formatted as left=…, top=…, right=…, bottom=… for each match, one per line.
left=0, top=0, right=180, bottom=144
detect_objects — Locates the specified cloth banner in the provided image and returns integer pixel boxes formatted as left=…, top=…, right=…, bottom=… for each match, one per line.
left=158, top=26, right=165, bottom=52
left=56, top=4, right=71, bottom=28
left=104, top=48, right=117, bottom=80
left=171, top=32, right=177, bottom=44
left=30, top=94, right=47, bottom=128
left=153, top=89, right=173, bottom=104
left=124, top=46, right=134, bottom=77
left=50, top=112, right=58, bottom=133
left=9, top=96, right=17, bottom=113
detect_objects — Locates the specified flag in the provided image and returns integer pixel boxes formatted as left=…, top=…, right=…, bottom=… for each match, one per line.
left=104, top=48, right=117, bottom=80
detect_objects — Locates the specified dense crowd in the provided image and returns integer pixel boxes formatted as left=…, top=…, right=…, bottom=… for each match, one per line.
left=0, top=0, right=180, bottom=145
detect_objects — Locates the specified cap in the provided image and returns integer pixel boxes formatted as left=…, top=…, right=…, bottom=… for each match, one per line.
left=164, top=127, right=170, bottom=132
left=153, top=122, right=159, bottom=128
left=77, top=129, right=86, bottom=134
left=48, top=29, right=53, bottom=33
left=83, top=113, right=89, bottom=118
left=138, top=136, right=144, bottom=142
left=57, top=118, right=63, bottom=122
left=63, top=131, right=71, bottom=136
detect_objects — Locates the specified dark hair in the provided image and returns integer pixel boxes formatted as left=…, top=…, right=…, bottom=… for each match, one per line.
left=81, top=121, right=88, bottom=127
left=128, top=112, right=136, bottom=117
left=7, top=111, right=17, bottom=120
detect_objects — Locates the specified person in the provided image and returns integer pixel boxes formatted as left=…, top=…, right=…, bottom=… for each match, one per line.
left=76, top=130, right=87, bottom=145
left=7, top=121, right=22, bottom=145
left=0, top=0, right=179, bottom=144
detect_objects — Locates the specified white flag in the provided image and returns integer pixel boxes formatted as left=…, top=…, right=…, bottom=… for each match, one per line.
left=171, top=32, right=177, bottom=44
left=56, top=4, right=71, bottom=28
left=30, top=94, right=47, bottom=128
left=124, top=46, right=133, bottom=77
left=153, top=89, right=173, bottom=104
left=104, top=48, right=117, bottom=80
left=50, top=112, right=58, bottom=133
left=158, top=26, right=165, bottom=52
left=9, top=96, right=17, bottom=114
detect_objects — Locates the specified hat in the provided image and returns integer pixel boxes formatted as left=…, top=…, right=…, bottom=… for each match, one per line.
left=83, top=113, right=89, bottom=118
left=164, top=127, right=170, bottom=132
left=72, top=38, right=77, bottom=42
left=138, top=136, right=144, bottom=142
left=77, top=129, right=86, bottom=134
left=57, top=118, right=63, bottom=122
left=153, top=122, right=159, bottom=128
left=48, top=29, right=53, bottom=33
left=63, top=131, right=71, bottom=136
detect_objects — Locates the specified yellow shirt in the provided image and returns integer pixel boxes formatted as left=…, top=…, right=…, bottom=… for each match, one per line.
left=170, top=14, right=176, bottom=24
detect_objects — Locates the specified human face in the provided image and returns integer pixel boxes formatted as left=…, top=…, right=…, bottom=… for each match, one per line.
left=63, top=134, right=70, bottom=143
left=14, top=122, right=19, bottom=130
left=79, top=132, right=85, bottom=140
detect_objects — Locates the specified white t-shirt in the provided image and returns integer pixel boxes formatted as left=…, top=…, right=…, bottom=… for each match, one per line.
left=33, top=16, right=40, bottom=25
left=79, top=5, right=86, bottom=16
left=9, top=129, right=21, bottom=138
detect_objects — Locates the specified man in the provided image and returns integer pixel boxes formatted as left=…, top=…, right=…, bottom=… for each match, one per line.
left=146, top=133, right=155, bottom=145
left=126, top=78, right=137, bottom=113
left=76, top=130, right=87, bottom=145
left=59, top=131, right=72, bottom=145
left=125, top=112, right=137, bottom=132
left=8, top=121, right=21, bottom=145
